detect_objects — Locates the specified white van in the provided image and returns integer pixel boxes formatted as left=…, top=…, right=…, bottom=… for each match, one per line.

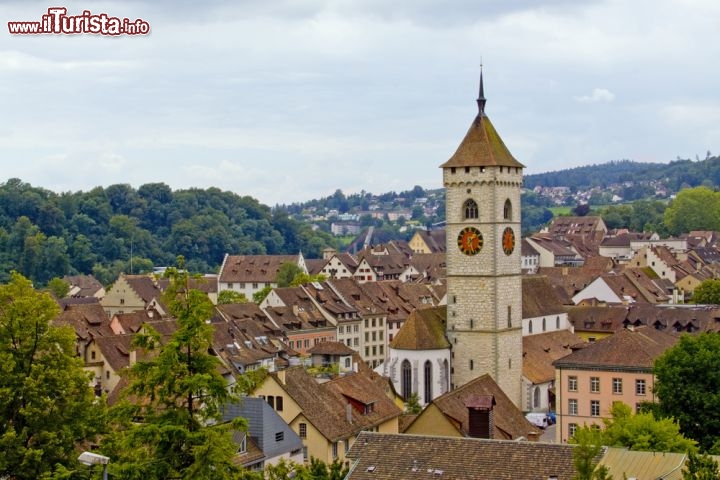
left=525, top=412, right=549, bottom=429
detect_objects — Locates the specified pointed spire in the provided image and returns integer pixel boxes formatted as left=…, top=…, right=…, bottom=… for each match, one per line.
left=476, top=64, right=486, bottom=115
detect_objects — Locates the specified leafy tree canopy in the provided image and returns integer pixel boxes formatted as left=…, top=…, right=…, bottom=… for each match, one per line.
left=217, top=289, right=248, bottom=304
left=601, top=402, right=696, bottom=453
left=654, top=332, right=720, bottom=452
left=682, top=452, right=720, bottom=480
left=692, top=279, right=720, bottom=305
left=0, top=272, right=105, bottom=479
left=0, top=179, right=337, bottom=285
left=664, top=187, right=720, bottom=236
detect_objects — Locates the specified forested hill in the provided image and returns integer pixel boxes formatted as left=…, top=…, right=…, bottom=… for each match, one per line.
left=0, top=179, right=336, bottom=286
left=524, top=156, right=720, bottom=190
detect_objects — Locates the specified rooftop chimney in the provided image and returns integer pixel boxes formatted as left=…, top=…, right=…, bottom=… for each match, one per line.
left=466, top=394, right=495, bottom=439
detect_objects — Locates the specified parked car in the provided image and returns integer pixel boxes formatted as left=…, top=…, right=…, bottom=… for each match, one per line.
left=525, top=412, right=549, bottom=429
left=547, top=410, right=556, bottom=425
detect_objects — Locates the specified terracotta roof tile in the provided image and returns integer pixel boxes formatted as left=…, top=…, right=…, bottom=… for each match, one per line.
left=523, top=330, right=584, bottom=384
left=522, top=276, right=566, bottom=319
left=346, top=432, right=579, bottom=480
left=553, top=325, right=678, bottom=370
left=219, top=255, right=301, bottom=283
left=269, top=367, right=401, bottom=442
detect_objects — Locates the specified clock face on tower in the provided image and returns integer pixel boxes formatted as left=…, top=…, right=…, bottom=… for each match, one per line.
left=502, top=227, right=515, bottom=255
left=457, top=226, right=483, bottom=256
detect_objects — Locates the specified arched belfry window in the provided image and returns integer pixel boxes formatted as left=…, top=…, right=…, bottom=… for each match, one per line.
left=464, top=199, right=478, bottom=220
left=504, top=199, right=512, bottom=221
left=401, top=360, right=412, bottom=401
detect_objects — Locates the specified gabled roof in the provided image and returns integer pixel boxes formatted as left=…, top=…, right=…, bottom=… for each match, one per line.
left=346, top=432, right=578, bottom=480
left=304, top=258, right=327, bottom=275
left=112, top=310, right=160, bottom=334
left=53, top=303, right=114, bottom=340
left=219, top=254, right=301, bottom=283
left=390, top=307, right=449, bottom=350
left=523, top=330, right=584, bottom=384
left=414, top=230, right=446, bottom=253
left=426, top=374, right=535, bottom=440
left=267, top=367, right=402, bottom=442
left=356, top=253, right=411, bottom=276
left=521, top=238, right=540, bottom=256
left=553, top=325, right=678, bottom=370
left=216, top=303, right=282, bottom=337
left=521, top=276, right=566, bottom=318
left=567, top=305, right=629, bottom=333
left=356, top=281, right=429, bottom=322
left=408, top=253, right=446, bottom=281
left=62, top=274, right=104, bottom=297
left=439, top=112, right=524, bottom=169
left=123, top=275, right=163, bottom=304
left=547, top=216, right=607, bottom=237
left=303, top=282, right=358, bottom=318
left=528, top=235, right=579, bottom=257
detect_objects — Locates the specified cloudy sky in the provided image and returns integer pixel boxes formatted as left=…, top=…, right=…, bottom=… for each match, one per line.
left=2, top=0, right=719, bottom=205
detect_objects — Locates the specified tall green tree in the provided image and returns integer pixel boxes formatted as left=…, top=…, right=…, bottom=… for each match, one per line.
left=0, top=272, right=105, bottom=479
left=654, top=333, right=720, bottom=452
left=691, top=279, right=720, bottom=304
left=103, top=257, right=245, bottom=479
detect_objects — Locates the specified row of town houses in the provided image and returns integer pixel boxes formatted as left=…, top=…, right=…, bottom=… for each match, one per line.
left=53, top=217, right=720, bottom=474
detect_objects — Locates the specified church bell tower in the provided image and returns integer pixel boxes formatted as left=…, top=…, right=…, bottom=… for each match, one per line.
left=441, top=69, right=524, bottom=407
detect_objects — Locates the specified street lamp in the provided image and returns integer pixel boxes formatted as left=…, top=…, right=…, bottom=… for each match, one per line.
left=78, top=451, right=110, bottom=480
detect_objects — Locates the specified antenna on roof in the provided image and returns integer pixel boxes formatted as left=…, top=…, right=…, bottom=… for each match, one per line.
left=476, top=62, right=486, bottom=115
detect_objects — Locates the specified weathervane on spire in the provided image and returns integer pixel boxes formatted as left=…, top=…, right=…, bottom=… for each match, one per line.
left=477, top=61, right=486, bottom=115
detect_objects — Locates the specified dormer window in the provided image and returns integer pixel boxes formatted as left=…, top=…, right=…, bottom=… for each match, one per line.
left=237, top=433, right=247, bottom=454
